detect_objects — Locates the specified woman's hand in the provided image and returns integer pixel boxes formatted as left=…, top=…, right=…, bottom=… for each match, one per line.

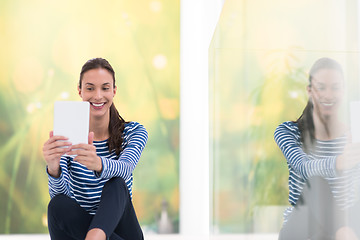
left=336, top=142, right=360, bottom=172
left=336, top=226, right=359, bottom=240
left=43, top=131, right=72, bottom=178
left=67, top=132, right=102, bottom=173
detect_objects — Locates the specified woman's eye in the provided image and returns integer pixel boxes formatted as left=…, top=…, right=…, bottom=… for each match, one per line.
left=103, top=87, right=110, bottom=90
left=86, top=88, right=93, bottom=91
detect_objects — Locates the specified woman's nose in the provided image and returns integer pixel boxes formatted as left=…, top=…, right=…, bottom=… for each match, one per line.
left=323, top=88, right=336, bottom=100
left=94, top=89, right=102, bottom=100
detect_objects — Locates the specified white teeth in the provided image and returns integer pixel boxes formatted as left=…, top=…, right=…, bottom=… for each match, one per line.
left=92, top=103, right=104, bottom=107
left=322, top=103, right=334, bottom=106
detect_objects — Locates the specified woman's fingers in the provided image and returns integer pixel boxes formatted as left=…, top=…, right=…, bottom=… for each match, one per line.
left=49, top=136, right=69, bottom=144
left=44, top=135, right=69, bottom=149
left=46, top=146, right=71, bottom=156
left=70, top=143, right=94, bottom=150
left=88, top=132, right=94, bottom=145
left=68, top=144, right=101, bottom=172
left=44, top=136, right=71, bottom=149
left=53, top=141, right=72, bottom=149
left=337, top=142, right=360, bottom=171
left=43, top=135, right=72, bottom=164
left=67, top=144, right=96, bottom=157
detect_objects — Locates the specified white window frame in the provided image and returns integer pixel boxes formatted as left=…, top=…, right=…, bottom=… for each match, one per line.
left=179, top=0, right=224, bottom=236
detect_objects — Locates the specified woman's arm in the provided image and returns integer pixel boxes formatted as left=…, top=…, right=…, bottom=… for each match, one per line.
left=43, top=131, right=71, bottom=197
left=274, top=122, right=337, bottom=180
left=95, top=123, right=148, bottom=180
left=47, top=156, right=71, bottom=198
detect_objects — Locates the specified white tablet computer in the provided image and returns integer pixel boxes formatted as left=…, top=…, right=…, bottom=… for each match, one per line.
left=350, top=101, right=360, bottom=143
left=53, top=101, right=90, bottom=146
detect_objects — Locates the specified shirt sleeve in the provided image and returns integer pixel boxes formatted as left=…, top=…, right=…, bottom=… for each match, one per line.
left=95, top=122, right=148, bottom=180
left=47, top=156, right=71, bottom=198
left=274, top=122, right=337, bottom=180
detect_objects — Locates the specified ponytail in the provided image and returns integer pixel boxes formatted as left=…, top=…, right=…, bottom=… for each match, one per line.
left=295, top=100, right=315, bottom=152
left=108, top=103, right=128, bottom=155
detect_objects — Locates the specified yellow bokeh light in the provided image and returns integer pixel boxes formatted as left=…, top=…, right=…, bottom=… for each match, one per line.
left=152, top=54, right=167, bottom=69
left=61, top=92, right=70, bottom=99
left=158, top=98, right=179, bottom=120
left=150, top=1, right=162, bottom=13
left=42, top=213, right=47, bottom=227
left=12, top=57, right=44, bottom=93
left=26, top=104, right=35, bottom=113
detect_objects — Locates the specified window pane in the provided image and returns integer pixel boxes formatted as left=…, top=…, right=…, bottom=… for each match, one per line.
left=209, top=0, right=359, bottom=234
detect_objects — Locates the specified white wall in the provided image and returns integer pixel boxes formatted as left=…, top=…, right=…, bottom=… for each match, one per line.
left=179, top=0, right=224, bottom=235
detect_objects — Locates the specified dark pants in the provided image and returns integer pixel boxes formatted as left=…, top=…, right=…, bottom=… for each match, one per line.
left=48, top=177, right=144, bottom=240
left=279, top=176, right=360, bottom=240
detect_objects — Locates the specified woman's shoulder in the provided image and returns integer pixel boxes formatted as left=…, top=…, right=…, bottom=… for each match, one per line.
left=274, top=121, right=300, bottom=137
left=276, top=121, right=299, bottom=131
left=274, top=121, right=301, bottom=145
left=124, top=121, right=148, bottom=137
left=124, top=121, right=145, bottom=130
left=122, top=121, right=148, bottom=147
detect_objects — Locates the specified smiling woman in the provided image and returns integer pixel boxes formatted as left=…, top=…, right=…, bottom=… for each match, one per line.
left=78, top=59, right=128, bottom=157
left=274, top=58, right=360, bottom=239
left=43, top=58, right=148, bottom=240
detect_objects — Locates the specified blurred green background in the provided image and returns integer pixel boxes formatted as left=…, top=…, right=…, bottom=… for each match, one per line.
left=0, top=0, right=179, bottom=233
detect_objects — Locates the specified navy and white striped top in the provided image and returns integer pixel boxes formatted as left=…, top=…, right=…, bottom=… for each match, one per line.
left=274, top=121, right=360, bottom=221
left=47, top=121, right=148, bottom=215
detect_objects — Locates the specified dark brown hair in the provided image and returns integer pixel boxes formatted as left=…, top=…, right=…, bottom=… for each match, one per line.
left=295, top=57, right=343, bottom=152
left=79, top=58, right=127, bottom=155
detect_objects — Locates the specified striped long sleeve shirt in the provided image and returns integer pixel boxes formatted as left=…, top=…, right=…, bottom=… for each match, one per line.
left=274, top=121, right=360, bottom=221
left=47, top=121, right=148, bottom=215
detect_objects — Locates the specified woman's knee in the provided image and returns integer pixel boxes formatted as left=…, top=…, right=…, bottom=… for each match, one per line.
left=48, top=194, right=70, bottom=213
left=104, top=177, right=127, bottom=191
left=109, top=177, right=126, bottom=185
left=101, top=177, right=130, bottom=203
left=48, top=194, right=84, bottom=221
left=48, top=194, right=91, bottom=224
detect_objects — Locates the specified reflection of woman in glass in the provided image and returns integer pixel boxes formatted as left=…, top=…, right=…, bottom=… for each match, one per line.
left=43, top=58, right=147, bottom=240
left=274, top=58, right=360, bottom=239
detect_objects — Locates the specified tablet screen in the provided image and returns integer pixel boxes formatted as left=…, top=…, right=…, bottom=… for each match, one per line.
left=53, top=101, right=90, bottom=146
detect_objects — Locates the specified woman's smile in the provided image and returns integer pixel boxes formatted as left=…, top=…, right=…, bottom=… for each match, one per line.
left=321, top=102, right=334, bottom=107
left=90, top=102, right=106, bottom=110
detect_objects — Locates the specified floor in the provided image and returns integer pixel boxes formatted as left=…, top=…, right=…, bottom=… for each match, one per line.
left=0, top=234, right=279, bottom=240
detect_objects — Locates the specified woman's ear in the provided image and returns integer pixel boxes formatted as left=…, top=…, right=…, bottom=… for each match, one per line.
left=113, top=85, right=117, bottom=96
left=306, top=85, right=311, bottom=96
left=78, top=85, right=82, bottom=97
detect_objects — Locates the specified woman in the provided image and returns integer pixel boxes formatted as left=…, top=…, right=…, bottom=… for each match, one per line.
left=274, top=57, right=360, bottom=239
left=43, top=58, right=148, bottom=240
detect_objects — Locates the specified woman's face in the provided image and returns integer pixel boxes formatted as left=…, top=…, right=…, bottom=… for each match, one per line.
left=78, top=68, right=117, bottom=119
left=308, top=68, right=344, bottom=119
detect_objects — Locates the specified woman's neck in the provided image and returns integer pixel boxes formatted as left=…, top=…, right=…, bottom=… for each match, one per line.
left=89, top=114, right=110, bottom=141
left=313, top=112, right=345, bottom=140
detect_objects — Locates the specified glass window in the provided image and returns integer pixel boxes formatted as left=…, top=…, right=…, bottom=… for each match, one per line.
left=209, top=0, right=360, bottom=235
